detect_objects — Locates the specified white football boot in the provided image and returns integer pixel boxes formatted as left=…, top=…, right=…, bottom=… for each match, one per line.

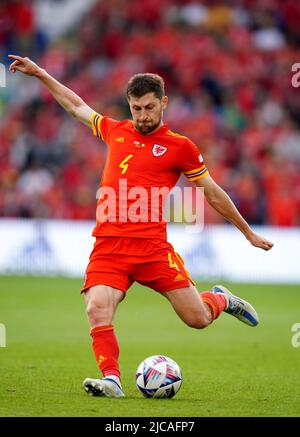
left=83, top=377, right=125, bottom=398
left=212, top=285, right=259, bottom=327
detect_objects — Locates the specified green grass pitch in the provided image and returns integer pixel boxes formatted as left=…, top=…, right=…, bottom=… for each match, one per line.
left=0, top=276, right=299, bottom=417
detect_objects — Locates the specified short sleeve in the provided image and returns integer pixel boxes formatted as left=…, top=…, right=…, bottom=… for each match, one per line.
left=180, top=138, right=209, bottom=182
left=91, top=112, right=120, bottom=143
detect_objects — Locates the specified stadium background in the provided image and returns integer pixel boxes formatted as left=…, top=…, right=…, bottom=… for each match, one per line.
left=0, top=0, right=300, bottom=418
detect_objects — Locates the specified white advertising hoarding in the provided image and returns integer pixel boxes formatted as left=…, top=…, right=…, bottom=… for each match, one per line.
left=0, top=219, right=299, bottom=283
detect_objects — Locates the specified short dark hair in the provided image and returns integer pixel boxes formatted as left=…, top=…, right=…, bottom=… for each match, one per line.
left=127, top=73, right=165, bottom=100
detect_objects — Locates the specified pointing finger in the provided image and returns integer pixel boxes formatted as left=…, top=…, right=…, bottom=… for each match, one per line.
left=8, top=54, right=25, bottom=62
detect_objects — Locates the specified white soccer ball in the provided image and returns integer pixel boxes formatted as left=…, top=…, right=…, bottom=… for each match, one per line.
left=136, top=355, right=182, bottom=399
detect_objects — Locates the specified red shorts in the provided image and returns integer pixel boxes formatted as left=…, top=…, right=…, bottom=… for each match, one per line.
left=82, top=236, right=195, bottom=294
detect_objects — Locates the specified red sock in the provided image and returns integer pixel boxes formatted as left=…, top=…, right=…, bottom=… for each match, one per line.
left=90, top=325, right=120, bottom=380
left=200, top=291, right=227, bottom=320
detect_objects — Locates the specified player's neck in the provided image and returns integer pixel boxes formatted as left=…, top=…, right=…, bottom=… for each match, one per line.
left=147, top=121, right=164, bottom=135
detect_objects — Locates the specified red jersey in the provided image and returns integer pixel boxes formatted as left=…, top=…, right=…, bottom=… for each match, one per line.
left=91, top=112, right=209, bottom=240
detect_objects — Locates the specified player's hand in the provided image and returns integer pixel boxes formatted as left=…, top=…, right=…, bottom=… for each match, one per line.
left=246, top=232, right=274, bottom=251
left=8, top=55, right=41, bottom=76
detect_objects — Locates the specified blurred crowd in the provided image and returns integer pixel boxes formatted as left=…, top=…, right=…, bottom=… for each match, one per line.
left=1, top=0, right=300, bottom=226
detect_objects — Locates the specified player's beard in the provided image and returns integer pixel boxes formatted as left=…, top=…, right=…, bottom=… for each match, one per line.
left=135, top=109, right=163, bottom=135
left=136, top=120, right=160, bottom=135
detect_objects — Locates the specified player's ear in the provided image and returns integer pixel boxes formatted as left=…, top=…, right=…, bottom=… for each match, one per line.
left=161, top=95, right=168, bottom=110
left=127, top=95, right=133, bottom=113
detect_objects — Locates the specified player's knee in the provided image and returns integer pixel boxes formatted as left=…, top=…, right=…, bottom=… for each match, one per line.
left=86, top=298, right=111, bottom=325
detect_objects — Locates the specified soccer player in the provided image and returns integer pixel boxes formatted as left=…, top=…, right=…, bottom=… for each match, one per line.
left=9, top=55, right=274, bottom=398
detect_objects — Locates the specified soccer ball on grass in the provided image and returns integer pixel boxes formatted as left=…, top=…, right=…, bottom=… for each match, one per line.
left=136, top=355, right=182, bottom=399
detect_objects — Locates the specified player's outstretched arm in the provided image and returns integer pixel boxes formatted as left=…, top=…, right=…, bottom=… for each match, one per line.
left=8, top=54, right=95, bottom=128
left=195, top=174, right=274, bottom=251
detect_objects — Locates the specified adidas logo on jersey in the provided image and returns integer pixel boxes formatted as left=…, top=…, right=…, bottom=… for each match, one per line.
left=174, top=273, right=185, bottom=281
left=115, top=137, right=125, bottom=143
